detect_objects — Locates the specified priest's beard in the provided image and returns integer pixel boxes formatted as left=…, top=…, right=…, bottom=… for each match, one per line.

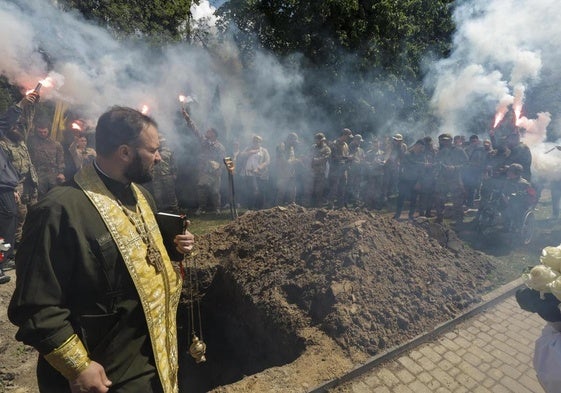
left=124, top=150, right=154, bottom=184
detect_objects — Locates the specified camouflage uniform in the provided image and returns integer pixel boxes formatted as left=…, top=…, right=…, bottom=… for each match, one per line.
left=183, top=113, right=225, bottom=212
left=0, top=138, right=38, bottom=244
left=327, top=138, right=350, bottom=207
left=310, top=135, right=331, bottom=207
left=145, top=138, right=179, bottom=213
left=0, top=101, right=38, bottom=246
left=347, top=139, right=366, bottom=206
left=27, top=134, right=65, bottom=197
left=434, top=135, right=468, bottom=223
left=363, top=144, right=386, bottom=209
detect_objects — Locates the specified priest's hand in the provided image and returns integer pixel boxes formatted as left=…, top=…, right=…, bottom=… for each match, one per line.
left=69, top=361, right=112, bottom=392
left=174, top=230, right=195, bottom=254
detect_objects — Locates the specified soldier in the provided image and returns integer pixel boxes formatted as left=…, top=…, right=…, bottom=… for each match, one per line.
left=363, top=137, right=386, bottom=209
left=500, top=163, right=536, bottom=230
left=463, top=134, right=487, bottom=208
left=144, top=135, right=179, bottom=213
left=181, top=108, right=226, bottom=215
left=0, top=92, right=39, bottom=272
left=238, top=135, right=271, bottom=209
left=481, top=145, right=513, bottom=198
left=491, top=109, right=517, bottom=148
left=434, top=133, right=468, bottom=224
left=418, top=136, right=437, bottom=217
left=506, top=131, right=532, bottom=182
left=274, top=132, right=302, bottom=205
left=328, top=128, right=352, bottom=208
left=453, top=135, right=466, bottom=149
left=310, top=132, right=331, bottom=207
left=347, top=134, right=366, bottom=206
left=27, top=119, right=65, bottom=198
left=0, top=94, right=39, bottom=257
left=383, top=133, right=407, bottom=199
left=61, top=117, right=87, bottom=179
left=69, top=134, right=96, bottom=172
left=394, top=139, right=425, bottom=220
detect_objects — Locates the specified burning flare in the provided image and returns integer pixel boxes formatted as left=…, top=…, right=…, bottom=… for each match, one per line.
left=140, top=105, right=149, bottom=115
left=71, top=122, right=82, bottom=131
left=493, top=111, right=506, bottom=129
left=26, top=77, right=55, bottom=95
left=514, top=103, right=523, bottom=126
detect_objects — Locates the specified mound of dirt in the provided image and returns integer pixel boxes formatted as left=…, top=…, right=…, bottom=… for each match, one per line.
left=191, top=205, right=496, bottom=358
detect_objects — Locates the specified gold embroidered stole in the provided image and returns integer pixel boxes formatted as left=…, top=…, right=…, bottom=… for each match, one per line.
left=75, top=164, right=181, bottom=393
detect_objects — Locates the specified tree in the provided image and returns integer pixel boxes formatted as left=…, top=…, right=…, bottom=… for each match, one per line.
left=218, top=0, right=455, bottom=132
left=58, top=0, right=193, bottom=42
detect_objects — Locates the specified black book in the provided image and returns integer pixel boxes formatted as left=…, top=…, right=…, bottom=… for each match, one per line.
left=155, top=212, right=186, bottom=257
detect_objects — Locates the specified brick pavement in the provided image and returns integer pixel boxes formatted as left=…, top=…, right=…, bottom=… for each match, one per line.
left=314, top=281, right=547, bottom=393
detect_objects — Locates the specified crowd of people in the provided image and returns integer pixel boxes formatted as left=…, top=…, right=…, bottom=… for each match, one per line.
left=1, top=95, right=541, bottom=288
left=178, top=119, right=536, bottom=230
left=0, top=93, right=98, bottom=283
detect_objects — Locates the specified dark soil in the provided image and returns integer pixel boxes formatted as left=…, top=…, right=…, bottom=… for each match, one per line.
left=0, top=204, right=501, bottom=393
left=185, top=205, right=497, bottom=379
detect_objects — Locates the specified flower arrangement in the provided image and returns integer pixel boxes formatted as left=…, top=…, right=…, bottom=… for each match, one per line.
left=522, top=246, right=561, bottom=304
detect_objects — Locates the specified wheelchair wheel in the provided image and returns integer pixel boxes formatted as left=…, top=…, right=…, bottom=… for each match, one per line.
left=520, top=210, right=535, bottom=245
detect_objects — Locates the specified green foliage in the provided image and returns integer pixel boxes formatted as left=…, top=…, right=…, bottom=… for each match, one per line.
left=219, top=0, right=455, bottom=131
left=0, top=76, right=22, bottom=113
left=58, top=0, right=193, bottom=42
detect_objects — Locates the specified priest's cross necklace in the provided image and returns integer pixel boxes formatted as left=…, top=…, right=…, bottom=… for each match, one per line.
left=117, top=199, right=164, bottom=273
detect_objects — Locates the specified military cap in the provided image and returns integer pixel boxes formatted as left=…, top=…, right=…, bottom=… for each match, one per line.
left=438, top=133, right=452, bottom=141
left=392, top=133, right=403, bottom=141
left=287, top=132, right=299, bottom=142
left=314, top=132, right=326, bottom=141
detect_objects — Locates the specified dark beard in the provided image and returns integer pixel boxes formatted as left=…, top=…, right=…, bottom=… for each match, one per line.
left=6, top=127, right=24, bottom=143
left=124, top=151, right=153, bottom=184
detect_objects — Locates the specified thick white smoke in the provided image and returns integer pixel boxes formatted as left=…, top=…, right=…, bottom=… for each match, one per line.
left=0, top=0, right=312, bottom=151
left=429, top=0, right=561, bottom=182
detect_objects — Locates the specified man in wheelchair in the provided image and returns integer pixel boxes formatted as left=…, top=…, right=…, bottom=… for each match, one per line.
left=478, top=163, right=537, bottom=233
left=499, top=163, right=537, bottom=231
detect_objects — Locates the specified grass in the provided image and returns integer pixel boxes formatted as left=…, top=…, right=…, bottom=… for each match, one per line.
left=184, top=210, right=240, bottom=236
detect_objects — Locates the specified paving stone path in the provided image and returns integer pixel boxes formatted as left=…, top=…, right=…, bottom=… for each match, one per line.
left=317, top=280, right=546, bottom=393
